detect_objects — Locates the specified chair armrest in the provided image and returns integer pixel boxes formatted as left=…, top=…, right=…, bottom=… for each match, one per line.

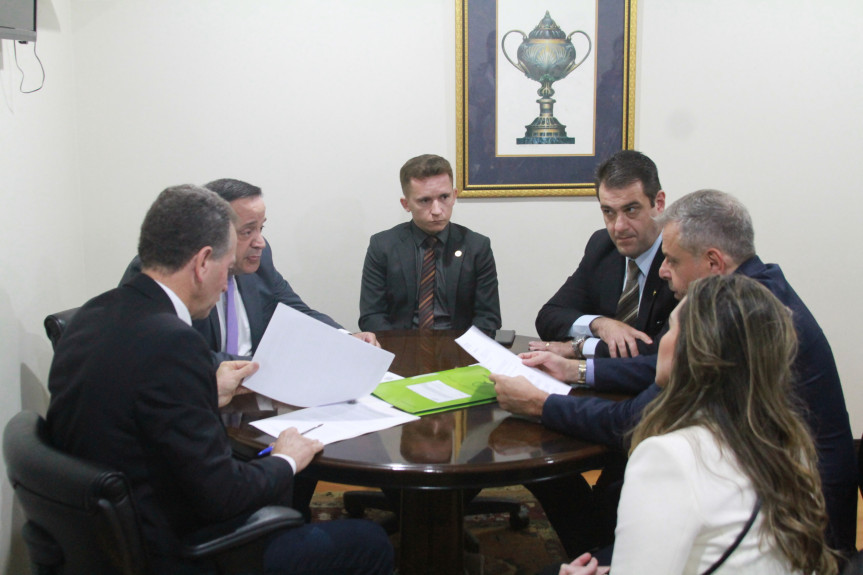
left=179, top=506, right=304, bottom=559
left=44, top=308, right=80, bottom=350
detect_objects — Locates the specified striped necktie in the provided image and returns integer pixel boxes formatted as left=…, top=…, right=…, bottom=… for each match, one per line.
left=615, top=259, right=640, bottom=327
left=418, top=236, right=437, bottom=330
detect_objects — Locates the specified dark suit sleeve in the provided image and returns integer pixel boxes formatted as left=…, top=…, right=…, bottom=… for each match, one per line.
left=592, top=354, right=658, bottom=395
left=359, top=234, right=394, bottom=331
left=256, top=241, right=342, bottom=330
left=535, top=230, right=610, bottom=341
left=137, top=324, right=294, bottom=522
left=541, top=384, right=661, bottom=449
left=469, top=236, right=502, bottom=333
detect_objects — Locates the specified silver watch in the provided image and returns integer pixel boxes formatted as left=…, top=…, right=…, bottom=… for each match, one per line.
left=571, top=336, right=587, bottom=358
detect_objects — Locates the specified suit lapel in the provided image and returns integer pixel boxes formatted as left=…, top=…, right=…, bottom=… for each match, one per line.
left=605, top=250, right=626, bottom=315
left=444, top=225, right=465, bottom=312
left=192, top=307, right=221, bottom=351
left=397, top=225, right=419, bottom=308
left=636, top=246, right=665, bottom=331
left=236, top=273, right=266, bottom=351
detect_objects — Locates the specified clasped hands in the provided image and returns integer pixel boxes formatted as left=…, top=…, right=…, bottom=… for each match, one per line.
left=529, top=317, right=652, bottom=359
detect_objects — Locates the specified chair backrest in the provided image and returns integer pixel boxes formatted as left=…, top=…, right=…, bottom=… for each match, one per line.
left=44, top=307, right=80, bottom=350
left=3, top=411, right=149, bottom=575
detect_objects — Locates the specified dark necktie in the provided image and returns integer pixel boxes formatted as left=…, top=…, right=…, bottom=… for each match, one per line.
left=225, top=276, right=239, bottom=355
left=615, top=259, right=640, bottom=327
left=418, top=236, right=437, bottom=330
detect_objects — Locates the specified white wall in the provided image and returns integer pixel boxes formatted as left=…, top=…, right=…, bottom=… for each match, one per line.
left=0, top=0, right=83, bottom=571
left=1, top=0, right=862, bottom=569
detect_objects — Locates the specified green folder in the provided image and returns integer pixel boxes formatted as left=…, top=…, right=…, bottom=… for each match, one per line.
left=373, top=365, right=497, bottom=415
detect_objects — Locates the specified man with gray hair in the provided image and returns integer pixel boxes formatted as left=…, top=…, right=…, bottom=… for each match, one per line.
left=492, top=189, right=857, bottom=559
left=48, top=185, right=393, bottom=574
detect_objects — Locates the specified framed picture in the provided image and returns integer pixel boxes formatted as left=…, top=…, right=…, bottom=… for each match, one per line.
left=456, top=0, right=637, bottom=197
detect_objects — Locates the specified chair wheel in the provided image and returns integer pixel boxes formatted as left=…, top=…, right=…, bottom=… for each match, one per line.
left=509, top=506, right=530, bottom=530
left=343, top=499, right=366, bottom=518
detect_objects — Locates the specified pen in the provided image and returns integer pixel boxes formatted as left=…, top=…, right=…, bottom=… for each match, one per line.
left=257, top=423, right=324, bottom=457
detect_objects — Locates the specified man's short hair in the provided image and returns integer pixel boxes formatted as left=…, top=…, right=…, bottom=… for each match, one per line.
left=399, top=154, right=453, bottom=196
left=204, top=178, right=263, bottom=203
left=138, top=185, right=236, bottom=273
left=659, top=189, right=756, bottom=264
left=595, top=150, right=662, bottom=205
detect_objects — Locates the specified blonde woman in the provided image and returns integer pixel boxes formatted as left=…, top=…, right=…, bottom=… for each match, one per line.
left=561, top=274, right=837, bottom=575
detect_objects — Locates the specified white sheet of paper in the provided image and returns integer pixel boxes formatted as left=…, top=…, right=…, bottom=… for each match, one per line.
left=455, top=327, right=571, bottom=395
left=407, top=380, right=471, bottom=403
left=242, top=303, right=394, bottom=407
left=250, top=395, right=419, bottom=445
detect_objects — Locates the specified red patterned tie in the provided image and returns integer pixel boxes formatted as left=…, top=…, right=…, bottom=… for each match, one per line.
left=418, top=236, right=437, bottom=330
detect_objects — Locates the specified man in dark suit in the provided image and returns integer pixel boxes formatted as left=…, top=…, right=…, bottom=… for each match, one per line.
left=494, top=190, right=858, bottom=560
left=359, top=154, right=501, bottom=333
left=47, top=185, right=393, bottom=574
left=121, top=178, right=379, bottom=363
left=533, top=150, right=677, bottom=362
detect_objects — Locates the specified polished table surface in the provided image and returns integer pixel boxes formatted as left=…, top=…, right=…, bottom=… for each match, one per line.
left=224, top=330, right=615, bottom=574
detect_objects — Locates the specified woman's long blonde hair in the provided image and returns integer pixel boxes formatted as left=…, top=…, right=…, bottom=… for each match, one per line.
left=632, top=274, right=837, bottom=574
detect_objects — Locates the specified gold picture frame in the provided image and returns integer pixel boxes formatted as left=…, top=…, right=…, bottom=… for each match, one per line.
left=456, top=0, right=637, bottom=197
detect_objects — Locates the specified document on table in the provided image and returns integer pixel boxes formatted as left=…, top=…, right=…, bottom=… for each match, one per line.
left=242, top=303, right=395, bottom=407
left=455, top=327, right=571, bottom=395
left=372, top=364, right=497, bottom=415
left=251, top=394, right=419, bottom=445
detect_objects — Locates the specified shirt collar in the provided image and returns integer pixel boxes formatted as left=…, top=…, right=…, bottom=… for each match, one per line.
left=631, top=232, right=663, bottom=277
left=153, top=279, right=193, bottom=326
left=410, top=221, right=450, bottom=247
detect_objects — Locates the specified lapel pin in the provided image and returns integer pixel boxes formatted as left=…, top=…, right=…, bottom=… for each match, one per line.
left=454, top=250, right=463, bottom=258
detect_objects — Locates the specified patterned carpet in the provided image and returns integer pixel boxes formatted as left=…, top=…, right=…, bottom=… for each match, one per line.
left=310, top=485, right=567, bottom=575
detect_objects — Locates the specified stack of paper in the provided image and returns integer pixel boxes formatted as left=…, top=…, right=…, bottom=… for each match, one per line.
left=250, top=394, right=418, bottom=445
left=242, top=304, right=417, bottom=445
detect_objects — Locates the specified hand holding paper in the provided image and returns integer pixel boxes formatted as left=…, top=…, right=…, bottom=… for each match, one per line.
left=489, top=373, right=549, bottom=418
left=455, top=327, right=571, bottom=396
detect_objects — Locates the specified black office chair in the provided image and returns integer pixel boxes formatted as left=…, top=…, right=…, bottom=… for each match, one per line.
left=3, top=410, right=304, bottom=575
left=43, top=307, right=80, bottom=350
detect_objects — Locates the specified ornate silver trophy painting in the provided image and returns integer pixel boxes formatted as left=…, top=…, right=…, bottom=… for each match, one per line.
left=502, top=11, right=592, bottom=145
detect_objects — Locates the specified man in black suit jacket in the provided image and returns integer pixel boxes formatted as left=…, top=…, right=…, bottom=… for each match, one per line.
left=121, top=178, right=379, bottom=363
left=48, top=185, right=393, bottom=574
left=533, top=150, right=677, bottom=363
left=359, top=154, right=501, bottom=333
left=494, top=190, right=857, bottom=560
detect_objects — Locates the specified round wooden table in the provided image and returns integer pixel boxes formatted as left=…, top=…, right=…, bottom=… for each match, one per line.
left=224, top=330, right=612, bottom=575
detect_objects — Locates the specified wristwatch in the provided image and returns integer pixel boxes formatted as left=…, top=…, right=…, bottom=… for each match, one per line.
left=577, top=360, right=587, bottom=384
left=571, top=336, right=587, bottom=359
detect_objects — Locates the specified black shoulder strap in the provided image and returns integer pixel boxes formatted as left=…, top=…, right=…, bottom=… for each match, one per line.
left=701, top=497, right=762, bottom=575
